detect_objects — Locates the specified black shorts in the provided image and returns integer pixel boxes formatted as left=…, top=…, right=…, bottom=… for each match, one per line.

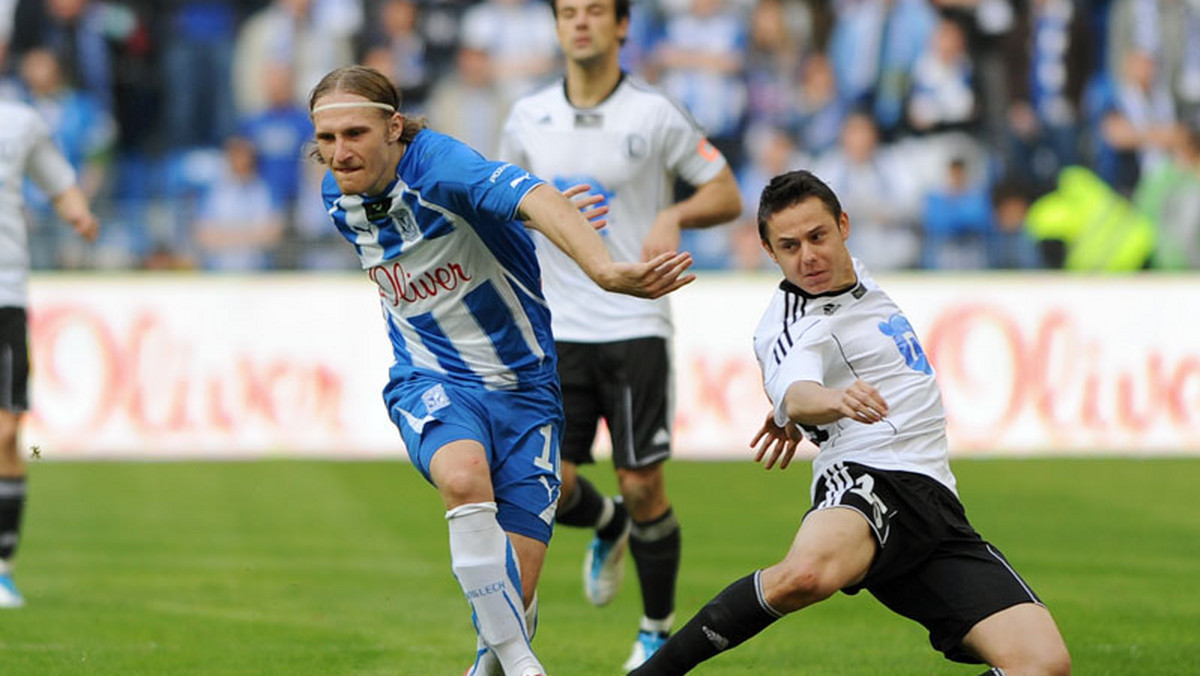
left=0, top=307, right=29, bottom=413
left=809, top=462, right=1043, bottom=664
left=555, top=338, right=672, bottom=469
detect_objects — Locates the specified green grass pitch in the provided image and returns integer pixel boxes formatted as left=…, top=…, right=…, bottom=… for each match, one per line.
left=1, top=457, right=1197, bottom=675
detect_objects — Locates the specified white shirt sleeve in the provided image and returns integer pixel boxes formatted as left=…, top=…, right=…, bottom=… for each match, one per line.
left=24, top=118, right=77, bottom=200
left=660, top=103, right=726, bottom=188
left=763, top=319, right=831, bottom=427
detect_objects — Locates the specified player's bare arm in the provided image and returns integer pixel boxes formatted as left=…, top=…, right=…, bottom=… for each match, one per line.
left=642, top=164, right=741, bottom=260
left=750, top=411, right=803, bottom=471
left=51, top=186, right=99, bottom=242
left=783, top=379, right=889, bottom=426
left=519, top=183, right=696, bottom=298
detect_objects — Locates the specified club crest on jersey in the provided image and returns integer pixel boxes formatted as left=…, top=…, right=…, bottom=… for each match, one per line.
left=390, top=204, right=421, bottom=242
left=878, top=313, right=932, bottom=375
left=626, top=133, right=648, bottom=160
left=421, top=383, right=451, bottom=414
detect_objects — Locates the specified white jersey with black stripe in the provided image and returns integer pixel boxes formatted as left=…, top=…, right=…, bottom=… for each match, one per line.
left=499, top=74, right=726, bottom=342
left=0, top=101, right=77, bottom=307
left=752, top=260, right=957, bottom=496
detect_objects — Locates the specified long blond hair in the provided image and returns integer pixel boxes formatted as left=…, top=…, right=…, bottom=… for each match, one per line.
left=307, top=65, right=427, bottom=164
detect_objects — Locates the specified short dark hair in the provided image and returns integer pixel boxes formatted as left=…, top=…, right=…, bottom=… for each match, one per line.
left=547, top=0, right=631, bottom=23
left=757, top=170, right=843, bottom=242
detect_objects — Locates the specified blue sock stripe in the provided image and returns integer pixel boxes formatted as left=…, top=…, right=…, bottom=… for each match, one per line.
left=504, top=539, right=523, bottom=595
left=504, top=538, right=528, bottom=641
left=501, top=585, right=533, bottom=644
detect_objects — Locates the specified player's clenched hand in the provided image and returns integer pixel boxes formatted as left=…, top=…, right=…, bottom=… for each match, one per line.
left=562, top=183, right=609, bottom=231
left=750, top=412, right=802, bottom=470
left=603, top=251, right=695, bottom=299
left=836, top=379, right=889, bottom=424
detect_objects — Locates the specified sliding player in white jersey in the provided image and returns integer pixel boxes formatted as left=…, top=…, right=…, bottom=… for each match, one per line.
left=0, top=100, right=99, bottom=608
left=308, top=65, right=695, bottom=676
left=499, top=0, right=741, bottom=669
left=629, top=170, right=1071, bottom=676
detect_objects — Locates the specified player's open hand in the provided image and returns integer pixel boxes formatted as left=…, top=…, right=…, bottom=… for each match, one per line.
left=561, top=183, right=609, bottom=231
left=751, top=412, right=802, bottom=470
left=837, top=379, right=889, bottom=424
left=603, top=251, right=695, bottom=299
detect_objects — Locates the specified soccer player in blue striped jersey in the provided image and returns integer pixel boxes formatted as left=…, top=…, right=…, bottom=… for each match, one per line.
left=629, top=171, right=1070, bottom=676
left=308, top=65, right=695, bottom=676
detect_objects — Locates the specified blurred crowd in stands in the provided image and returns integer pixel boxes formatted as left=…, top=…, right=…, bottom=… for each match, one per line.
left=1, top=0, right=1198, bottom=273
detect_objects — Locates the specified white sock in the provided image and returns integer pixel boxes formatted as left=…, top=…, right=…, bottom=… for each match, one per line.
left=594, top=496, right=615, bottom=530
left=470, top=592, right=539, bottom=676
left=447, top=502, right=543, bottom=676
left=640, top=612, right=674, bottom=634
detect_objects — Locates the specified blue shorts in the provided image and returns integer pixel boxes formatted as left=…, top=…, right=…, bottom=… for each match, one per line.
left=385, top=376, right=563, bottom=544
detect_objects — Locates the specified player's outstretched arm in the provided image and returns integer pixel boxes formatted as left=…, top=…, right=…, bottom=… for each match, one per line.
left=519, top=183, right=695, bottom=299
left=783, top=379, right=889, bottom=426
left=51, top=186, right=99, bottom=242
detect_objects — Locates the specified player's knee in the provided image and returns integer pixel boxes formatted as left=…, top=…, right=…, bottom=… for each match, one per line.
left=0, top=418, right=19, bottom=464
left=765, top=561, right=840, bottom=611
left=435, top=466, right=493, bottom=506
left=616, top=464, right=664, bottom=514
left=993, top=638, right=1071, bottom=676
left=1030, top=643, right=1071, bottom=676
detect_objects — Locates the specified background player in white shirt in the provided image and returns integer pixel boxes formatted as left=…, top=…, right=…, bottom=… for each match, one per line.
left=499, top=0, right=741, bottom=670
left=0, top=100, right=99, bottom=608
left=629, top=170, right=1071, bottom=676
left=309, top=65, right=695, bottom=676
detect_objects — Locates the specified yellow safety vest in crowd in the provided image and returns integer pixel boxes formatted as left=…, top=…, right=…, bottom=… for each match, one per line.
left=1026, top=167, right=1155, bottom=271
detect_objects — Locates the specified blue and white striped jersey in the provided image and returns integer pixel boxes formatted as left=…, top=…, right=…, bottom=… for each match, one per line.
left=322, top=129, right=556, bottom=391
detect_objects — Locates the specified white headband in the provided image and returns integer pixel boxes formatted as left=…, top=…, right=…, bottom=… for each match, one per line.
left=311, top=101, right=397, bottom=114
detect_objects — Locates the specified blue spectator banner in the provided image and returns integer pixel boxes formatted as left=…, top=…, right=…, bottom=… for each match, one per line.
left=23, top=273, right=1200, bottom=460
